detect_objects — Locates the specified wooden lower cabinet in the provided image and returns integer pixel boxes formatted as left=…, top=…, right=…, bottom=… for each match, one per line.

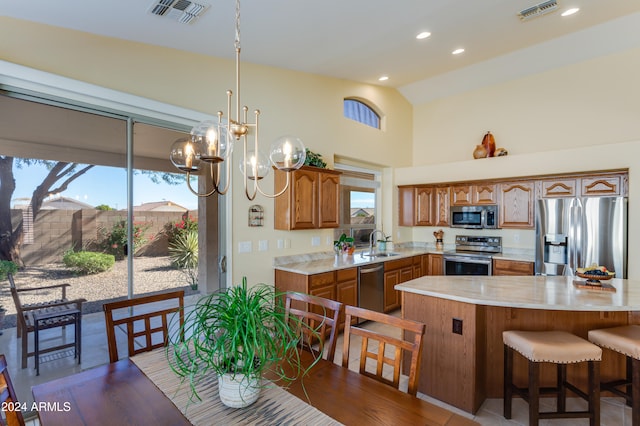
left=492, top=258, right=534, bottom=276
left=383, top=257, right=416, bottom=312
left=335, top=268, right=358, bottom=308
left=423, top=253, right=443, bottom=276
left=275, top=268, right=357, bottom=326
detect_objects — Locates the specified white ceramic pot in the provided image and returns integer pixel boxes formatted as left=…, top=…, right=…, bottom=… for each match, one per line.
left=218, top=373, right=261, bottom=408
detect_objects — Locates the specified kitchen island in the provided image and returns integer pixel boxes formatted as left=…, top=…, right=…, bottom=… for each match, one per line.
left=396, top=275, right=640, bottom=414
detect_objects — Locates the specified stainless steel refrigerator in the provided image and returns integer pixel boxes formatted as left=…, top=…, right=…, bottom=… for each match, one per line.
left=535, top=197, right=628, bottom=277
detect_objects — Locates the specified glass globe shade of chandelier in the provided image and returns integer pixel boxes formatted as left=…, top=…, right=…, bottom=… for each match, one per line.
left=168, top=0, right=306, bottom=200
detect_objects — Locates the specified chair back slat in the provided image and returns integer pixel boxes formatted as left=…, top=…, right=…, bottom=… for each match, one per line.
left=103, top=290, right=185, bottom=363
left=342, top=305, right=425, bottom=396
left=284, top=292, right=343, bottom=362
left=0, top=354, right=26, bottom=426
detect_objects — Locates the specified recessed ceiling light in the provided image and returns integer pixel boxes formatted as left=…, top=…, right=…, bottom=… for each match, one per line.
left=452, top=48, right=465, bottom=55
left=561, top=7, right=579, bottom=17
left=378, top=76, right=389, bottom=81
left=416, top=31, right=431, bottom=40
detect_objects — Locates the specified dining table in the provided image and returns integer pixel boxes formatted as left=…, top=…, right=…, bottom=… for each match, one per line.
left=32, top=348, right=478, bottom=425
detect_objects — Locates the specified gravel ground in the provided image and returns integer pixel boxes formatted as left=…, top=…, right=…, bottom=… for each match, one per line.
left=0, top=256, right=198, bottom=328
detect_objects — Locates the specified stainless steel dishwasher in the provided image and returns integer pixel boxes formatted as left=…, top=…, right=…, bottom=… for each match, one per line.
left=358, top=264, right=384, bottom=313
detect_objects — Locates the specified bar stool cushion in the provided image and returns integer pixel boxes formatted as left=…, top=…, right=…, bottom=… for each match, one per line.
left=588, top=325, right=640, bottom=360
left=503, top=330, right=602, bottom=363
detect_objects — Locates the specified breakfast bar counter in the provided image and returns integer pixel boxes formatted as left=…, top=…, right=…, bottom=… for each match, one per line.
left=396, top=275, right=640, bottom=414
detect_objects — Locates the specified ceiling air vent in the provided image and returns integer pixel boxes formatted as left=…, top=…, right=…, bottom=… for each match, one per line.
left=148, top=0, right=210, bottom=25
left=518, top=0, right=559, bottom=21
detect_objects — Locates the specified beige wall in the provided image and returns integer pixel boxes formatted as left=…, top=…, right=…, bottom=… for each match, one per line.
left=0, top=17, right=413, bottom=286
left=397, top=47, right=640, bottom=278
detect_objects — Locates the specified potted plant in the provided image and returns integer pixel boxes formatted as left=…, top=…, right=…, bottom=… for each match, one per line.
left=168, top=277, right=317, bottom=408
left=333, top=233, right=355, bottom=255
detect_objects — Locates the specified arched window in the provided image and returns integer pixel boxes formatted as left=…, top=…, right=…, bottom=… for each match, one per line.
left=343, top=99, right=380, bottom=129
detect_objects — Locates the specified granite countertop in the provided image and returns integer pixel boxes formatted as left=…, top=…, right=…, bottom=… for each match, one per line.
left=396, top=275, right=640, bottom=311
left=273, top=246, right=440, bottom=275
left=274, top=244, right=534, bottom=275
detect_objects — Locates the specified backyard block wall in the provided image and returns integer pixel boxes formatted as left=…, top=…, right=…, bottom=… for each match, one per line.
left=10, top=209, right=197, bottom=265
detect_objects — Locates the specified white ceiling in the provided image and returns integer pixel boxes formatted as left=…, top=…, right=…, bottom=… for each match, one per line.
left=2, top=0, right=640, bottom=104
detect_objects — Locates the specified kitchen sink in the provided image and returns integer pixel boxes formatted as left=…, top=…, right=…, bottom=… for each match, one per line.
left=361, top=252, right=399, bottom=258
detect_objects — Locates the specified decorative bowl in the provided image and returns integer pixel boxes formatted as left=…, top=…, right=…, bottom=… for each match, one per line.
left=576, top=272, right=614, bottom=285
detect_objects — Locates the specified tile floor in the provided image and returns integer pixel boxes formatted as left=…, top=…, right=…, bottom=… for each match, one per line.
left=0, top=297, right=635, bottom=425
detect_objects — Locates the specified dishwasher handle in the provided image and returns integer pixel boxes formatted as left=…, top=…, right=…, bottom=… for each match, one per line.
left=359, top=265, right=384, bottom=274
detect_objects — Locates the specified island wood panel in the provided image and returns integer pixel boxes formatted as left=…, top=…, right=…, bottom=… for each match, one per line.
left=402, top=293, right=486, bottom=414
left=402, top=290, right=636, bottom=414
left=483, top=306, right=629, bottom=398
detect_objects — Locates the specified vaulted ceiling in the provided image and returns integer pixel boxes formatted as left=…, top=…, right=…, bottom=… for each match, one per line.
left=3, top=0, right=640, bottom=104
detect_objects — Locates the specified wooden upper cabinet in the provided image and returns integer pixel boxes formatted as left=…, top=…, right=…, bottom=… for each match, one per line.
left=450, top=184, right=472, bottom=206
left=539, top=178, right=577, bottom=198
left=581, top=175, right=624, bottom=196
left=472, top=183, right=497, bottom=204
left=539, top=173, right=627, bottom=198
left=398, top=185, right=435, bottom=226
left=451, top=183, right=496, bottom=205
left=415, top=186, right=435, bottom=226
left=499, top=181, right=535, bottom=229
left=274, top=166, right=340, bottom=230
left=398, top=186, right=416, bottom=227
left=435, top=186, right=450, bottom=226
left=318, top=172, right=340, bottom=228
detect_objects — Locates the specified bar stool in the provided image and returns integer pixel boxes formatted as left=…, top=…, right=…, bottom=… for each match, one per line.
left=588, top=325, right=640, bottom=426
left=503, top=330, right=602, bottom=426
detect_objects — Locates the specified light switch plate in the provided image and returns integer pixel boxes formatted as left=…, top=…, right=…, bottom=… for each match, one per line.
left=311, top=236, right=321, bottom=246
left=238, top=241, right=252, bottom=253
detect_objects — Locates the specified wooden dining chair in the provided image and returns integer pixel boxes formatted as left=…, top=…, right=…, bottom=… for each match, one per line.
left=9, top=273, right=85, bottom=370
left=103, top=290, right=184, bottom=363
left=342, top=305, right=426, bottom=396
left=284, top=292, right=343, bottom=362
left=0, top=354, right=25, bottom=426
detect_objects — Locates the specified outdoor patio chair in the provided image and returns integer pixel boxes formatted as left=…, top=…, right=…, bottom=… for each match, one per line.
left=8, top=273, right=85, bottom=370
left=0, top=353, right=26, bottom=426
left=103, top=290, right=185, bottom=363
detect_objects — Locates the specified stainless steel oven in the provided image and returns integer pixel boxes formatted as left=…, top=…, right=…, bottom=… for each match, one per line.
left=443, top=253, right=493, bottom=275
left=443, top=235, right=502, bottom=276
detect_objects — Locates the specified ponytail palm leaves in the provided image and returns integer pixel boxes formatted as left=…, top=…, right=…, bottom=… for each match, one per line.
left=168, top=277, right=317, bottom=401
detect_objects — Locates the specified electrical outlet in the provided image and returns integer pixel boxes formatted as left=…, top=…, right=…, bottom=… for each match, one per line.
left=452, top=318, right=463, bottom=335
left=258, top=240, right=268, bottom=251
left=311, top=236, right=321, bottom=246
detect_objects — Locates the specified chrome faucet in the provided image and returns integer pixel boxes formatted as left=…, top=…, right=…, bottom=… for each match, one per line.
left=369, top=229, right=386, bottom=255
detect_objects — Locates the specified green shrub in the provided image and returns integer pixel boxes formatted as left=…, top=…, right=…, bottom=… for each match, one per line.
left=100, top=219, right=151, bottom=260
left=0, top=260, right=18, bottom=280
left=165, top=214, right=198, bottom=245
left=169, top=230, right=198, bottom=289
left=63, top=251, right=115, bottom=275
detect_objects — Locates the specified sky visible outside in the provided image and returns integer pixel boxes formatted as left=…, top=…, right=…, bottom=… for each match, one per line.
left=10, top=161, right=375, bottom=210
left=11, top=161, right=198, bottom=211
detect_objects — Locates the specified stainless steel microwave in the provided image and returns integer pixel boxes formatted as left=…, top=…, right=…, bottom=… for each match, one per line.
left=450, top=205, right=498, bottom=229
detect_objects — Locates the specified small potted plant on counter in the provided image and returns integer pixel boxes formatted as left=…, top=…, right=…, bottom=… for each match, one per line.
left=167, top=277, right=319, bottom=408
left=334, top=233, right=355, bottom=255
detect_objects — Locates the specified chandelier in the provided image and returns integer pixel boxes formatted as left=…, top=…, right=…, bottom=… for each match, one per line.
left=169, top=0, right=306, bottom=199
